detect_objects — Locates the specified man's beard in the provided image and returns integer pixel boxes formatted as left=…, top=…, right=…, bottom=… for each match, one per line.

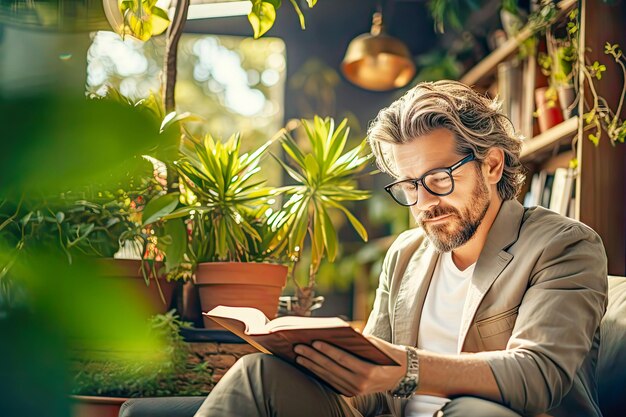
left=416, top=176, right=490, bottom=253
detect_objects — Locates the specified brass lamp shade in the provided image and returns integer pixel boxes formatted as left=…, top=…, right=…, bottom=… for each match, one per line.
left=341, top=12, right=416, bottom=91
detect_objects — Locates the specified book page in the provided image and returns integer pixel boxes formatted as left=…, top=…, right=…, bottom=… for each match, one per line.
left=206, top=306, right=269, bottom=334
left=262, top=316, right=349, bottom=333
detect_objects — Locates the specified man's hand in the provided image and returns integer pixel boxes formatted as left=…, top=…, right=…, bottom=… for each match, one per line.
left=293, top=335, right=408, bottom=397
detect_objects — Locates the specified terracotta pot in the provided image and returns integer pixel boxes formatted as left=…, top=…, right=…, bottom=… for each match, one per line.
left=535, top=87, right=564, bottom=133
left=195, top=262, right=288, bottom=329
left=97, top=259, right=178, bottom=316
left=71, top=395, right=127, bottom=417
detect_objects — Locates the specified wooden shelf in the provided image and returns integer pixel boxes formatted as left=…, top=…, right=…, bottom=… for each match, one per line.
left=460, top=0, right=577, bottom=86
left=521, top=115, right=579, bottom=159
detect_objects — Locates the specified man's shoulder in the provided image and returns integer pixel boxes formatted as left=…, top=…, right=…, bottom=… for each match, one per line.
left=521, top=205, right=601, bottom=241
left=524, top=206, right=596, bottom=234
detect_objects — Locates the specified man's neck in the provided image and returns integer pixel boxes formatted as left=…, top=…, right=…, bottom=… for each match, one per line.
left=451, top=197, right=503, bottom=271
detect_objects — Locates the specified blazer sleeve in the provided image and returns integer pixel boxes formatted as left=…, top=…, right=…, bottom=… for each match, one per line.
left=476, top=224, right=608, bottom=415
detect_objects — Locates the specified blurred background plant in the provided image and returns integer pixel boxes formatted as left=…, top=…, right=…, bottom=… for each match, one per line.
left=0, top=157, right=163, bottom=267
left=72, top=311, right=214, bottom=397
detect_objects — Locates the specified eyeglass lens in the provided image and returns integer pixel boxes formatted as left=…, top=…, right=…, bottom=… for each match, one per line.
left=389, top=171, right=453, bottom=205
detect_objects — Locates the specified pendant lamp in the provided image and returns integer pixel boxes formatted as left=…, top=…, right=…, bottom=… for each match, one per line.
left=341, top=11, right=416, bottom=91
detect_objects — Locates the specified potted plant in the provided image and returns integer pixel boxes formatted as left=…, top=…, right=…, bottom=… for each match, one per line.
left=0, top=155, right=178, bottom=316
left=268, top=116, right=372, bottom=315
left=143, top=115, right=372, bottom=325
left=538, top=9, right=579, bottom=120
left=535, top=7, right=626, bottom=146
left=143, top=131, right=290, bottom=328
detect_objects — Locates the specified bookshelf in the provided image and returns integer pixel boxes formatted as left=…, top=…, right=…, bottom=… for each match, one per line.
left=459, top=0, right=625, bottom=275
left=460, top=0, right=577, bottom=87
left=520, top=115, right=578, bottom=160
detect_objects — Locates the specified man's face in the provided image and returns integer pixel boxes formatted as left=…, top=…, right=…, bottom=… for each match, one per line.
left=391, top=128, right=491, bottom=252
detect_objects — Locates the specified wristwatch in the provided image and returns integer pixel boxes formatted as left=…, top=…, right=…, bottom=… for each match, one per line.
left=390, top=346, right=420, bottom=398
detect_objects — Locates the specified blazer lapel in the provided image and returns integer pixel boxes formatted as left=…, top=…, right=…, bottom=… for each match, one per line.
left=388, top=241, right=439, bottom=417
left=392, top=242, right=439, bottom=347
left=457, top=200, right=525, bottom=352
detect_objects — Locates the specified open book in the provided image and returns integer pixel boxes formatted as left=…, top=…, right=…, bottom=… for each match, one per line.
left=204, top=306, right=399, bottom=366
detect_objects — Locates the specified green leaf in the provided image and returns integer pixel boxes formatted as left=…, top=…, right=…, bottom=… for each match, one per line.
left=325, top=199, right=369, bottom=242
left=160, top=111, right=203, bottom=133
left=310, top=202, right=324, bottom=267
left=320, top=206, right=338, bottom=262
left=273, top=154, right=307, bottom=183
left=280, top=133, right=307, bottom=168
left=150, top=6, right=170, bottom=36
left=325, top=119, right=349, bottom=168
left=163, top=218, right=187, bottom=268
left=142, top=193, right=180, bottom=225
left=248, top=0, right=278, bottom=39
left=217, top=221, right=228, bottom=259
left=289, top=199, right=309, bottom=257
left=161, top=206, right=199, bottom=221
left=304, top=154, right=320, bottom=182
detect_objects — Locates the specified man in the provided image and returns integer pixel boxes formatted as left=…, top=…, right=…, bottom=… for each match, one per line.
left=195, top=80, right=607, bottom=417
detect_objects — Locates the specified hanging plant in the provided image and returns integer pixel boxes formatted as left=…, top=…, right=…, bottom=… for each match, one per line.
left=103, top=0, right=171, bottom=41
left=248, top=0, right=318, bottom=39
left=583, top=42, right=626, bottom=146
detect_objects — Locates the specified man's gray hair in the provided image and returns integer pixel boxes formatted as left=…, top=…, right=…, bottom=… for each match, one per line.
left=367, top=80, right=525, bottom=201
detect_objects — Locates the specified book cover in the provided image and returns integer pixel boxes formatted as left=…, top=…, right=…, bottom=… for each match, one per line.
left=529, top=170, right=548, bottom=207
left=541, top=173, right=555, bottom=208
left=204, top=306, right=399, bottom=366
left=549, top=167, right=568, bottom=214
left=549, top=168, right=575, bottom=216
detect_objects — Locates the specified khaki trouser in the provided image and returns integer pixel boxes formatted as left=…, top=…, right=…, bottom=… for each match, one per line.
left=194, top=353, right=521, bottom=417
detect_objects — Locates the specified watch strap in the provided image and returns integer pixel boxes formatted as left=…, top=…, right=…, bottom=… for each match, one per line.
left=390, top=346, right=420, bottom=398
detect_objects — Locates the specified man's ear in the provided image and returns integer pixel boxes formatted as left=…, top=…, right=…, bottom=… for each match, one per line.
left=482, top=148, right=505, bottom=185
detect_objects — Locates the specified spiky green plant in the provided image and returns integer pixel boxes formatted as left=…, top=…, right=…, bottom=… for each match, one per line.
left=268, top=116, right=372, bottom=314
left=178, top=133, right=281, bottom=263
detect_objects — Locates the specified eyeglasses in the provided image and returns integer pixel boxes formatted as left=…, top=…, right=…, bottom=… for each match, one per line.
left=384, top=154, right=476, bottom=206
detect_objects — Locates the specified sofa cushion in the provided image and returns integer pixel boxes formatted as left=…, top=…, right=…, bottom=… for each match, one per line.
left=597, top=276, right=626, bottom=417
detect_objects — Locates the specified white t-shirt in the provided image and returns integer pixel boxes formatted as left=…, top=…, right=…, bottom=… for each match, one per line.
left=404, top=251, right=475, bottom=417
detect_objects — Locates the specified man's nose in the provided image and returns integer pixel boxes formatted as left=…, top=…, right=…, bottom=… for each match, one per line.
left=414, top=185, right=440, bottom=212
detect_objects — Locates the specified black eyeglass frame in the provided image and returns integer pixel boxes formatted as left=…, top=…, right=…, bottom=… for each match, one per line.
left=384, top=153, right=476, bottom=207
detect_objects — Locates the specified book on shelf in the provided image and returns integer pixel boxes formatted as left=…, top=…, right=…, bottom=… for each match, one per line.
left=527, top=170, right=548, bottom=207
left=541, top=173, right=555, bottom=208
left=524, top=167, right=576, bottom=217
left=549, top=167, right=575, bottom=216
left=497, top=57, right=535, bottom=139
left=204, top=306, right=400, bottom=366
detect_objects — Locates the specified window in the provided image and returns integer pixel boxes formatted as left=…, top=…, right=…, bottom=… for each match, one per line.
left=87, top=31, right=286, bottom=164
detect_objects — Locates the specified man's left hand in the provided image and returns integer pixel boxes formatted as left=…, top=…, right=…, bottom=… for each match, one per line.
left=293, top=335, right=408, bottom=397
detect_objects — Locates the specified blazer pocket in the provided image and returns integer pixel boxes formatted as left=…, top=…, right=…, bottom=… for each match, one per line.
left=476, top=306, right=519, bottom=351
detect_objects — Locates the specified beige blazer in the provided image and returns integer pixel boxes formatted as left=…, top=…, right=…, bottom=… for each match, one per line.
left=361, top=200, right=608, bottom=417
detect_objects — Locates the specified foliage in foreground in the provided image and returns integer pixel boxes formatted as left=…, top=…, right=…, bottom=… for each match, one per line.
left=71, top=311, right=214, bottom=397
